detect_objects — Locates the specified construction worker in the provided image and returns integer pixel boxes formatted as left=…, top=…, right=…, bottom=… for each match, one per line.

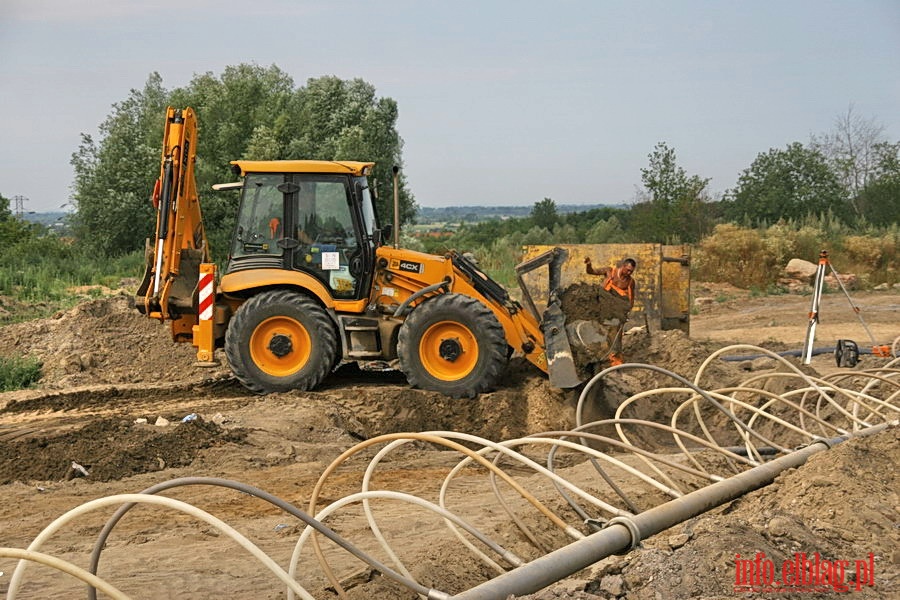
left=583, top=256, right=637, bottom=366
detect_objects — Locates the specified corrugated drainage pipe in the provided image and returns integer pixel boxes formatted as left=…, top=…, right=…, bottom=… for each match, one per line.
left=452, top=423, right=894, bottom=600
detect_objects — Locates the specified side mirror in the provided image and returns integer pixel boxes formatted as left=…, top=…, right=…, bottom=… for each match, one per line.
left=377, top=224, right=393, bottom=247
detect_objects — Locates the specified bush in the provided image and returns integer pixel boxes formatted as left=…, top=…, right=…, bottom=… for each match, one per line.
left=584, top=216, right=626, bottom=244
left=693, top=224, right=780, bottom=288
left=791, top=224, right=829, bottom=263
left=762, top=222, right=798, bottom=267
left=841, top=231, right=899, bottom=285
left=0, top=355, right=42, bottom=391
left=691, top=220, right=898, bottom=289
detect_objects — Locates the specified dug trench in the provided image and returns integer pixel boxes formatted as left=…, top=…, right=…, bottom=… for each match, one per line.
left=0, top=288, right=897, bottom=599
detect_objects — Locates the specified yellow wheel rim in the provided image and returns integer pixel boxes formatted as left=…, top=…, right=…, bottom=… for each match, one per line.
left=419, top=320, right=479, bottom=382
left=249, top=315, right=311, bottom=377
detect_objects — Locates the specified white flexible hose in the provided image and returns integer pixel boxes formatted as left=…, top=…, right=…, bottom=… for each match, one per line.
left=287, top=490, right=510, bottom=600
left=6, top=494, right=316, bottom=600
left=0, top=548, right=131, bottom=600
left=305, top=431, right=570, bottom=599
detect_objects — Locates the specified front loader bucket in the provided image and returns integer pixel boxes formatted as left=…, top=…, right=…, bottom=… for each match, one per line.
left=541, top=296, right=582, bottom=388
left=517, top=247, right=594, bottom=388
left=546, top=308, right=617, bottom=387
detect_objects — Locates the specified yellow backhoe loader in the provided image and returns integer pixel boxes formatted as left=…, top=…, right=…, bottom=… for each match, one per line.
left=136, top=107, right=681, bottom=397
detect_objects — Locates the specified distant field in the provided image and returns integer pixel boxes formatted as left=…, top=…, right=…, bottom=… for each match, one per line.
left=24, top=206, right=624, bottom=227
left=416, top=203, right=619, bottom=224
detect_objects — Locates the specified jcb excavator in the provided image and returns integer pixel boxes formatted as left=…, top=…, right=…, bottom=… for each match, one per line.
left=136, top=107, right=606, bottom=398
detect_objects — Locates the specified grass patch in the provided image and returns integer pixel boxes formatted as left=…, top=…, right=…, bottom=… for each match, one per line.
left=0, top=355, right=42, bottom=391
left=0, top=235, right=143, bottom=324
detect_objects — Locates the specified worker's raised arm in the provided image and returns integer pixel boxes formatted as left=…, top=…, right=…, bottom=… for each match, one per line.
left=583, top=257, right=610, bottom=277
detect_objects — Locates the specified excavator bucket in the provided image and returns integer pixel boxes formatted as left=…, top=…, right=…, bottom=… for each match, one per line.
left=541, top=294, right=582, bottom=388
left=515, top=247, right=607, bottom=388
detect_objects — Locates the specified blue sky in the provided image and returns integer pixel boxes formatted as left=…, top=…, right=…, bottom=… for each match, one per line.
left=1, top=0, right=898, bottom=213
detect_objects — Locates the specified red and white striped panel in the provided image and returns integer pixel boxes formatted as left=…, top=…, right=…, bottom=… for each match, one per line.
left=198, top=272, right=214, bottom=321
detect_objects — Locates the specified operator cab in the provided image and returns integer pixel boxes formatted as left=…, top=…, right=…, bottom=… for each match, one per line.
left=225, top=160, right=379, bottom=300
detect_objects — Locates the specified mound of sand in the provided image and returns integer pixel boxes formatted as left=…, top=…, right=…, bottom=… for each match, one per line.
left=0, top=293, right=230, bottom=390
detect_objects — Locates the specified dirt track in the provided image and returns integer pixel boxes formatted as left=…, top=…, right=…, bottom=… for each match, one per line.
left=0, top=286, right=898, bottom=599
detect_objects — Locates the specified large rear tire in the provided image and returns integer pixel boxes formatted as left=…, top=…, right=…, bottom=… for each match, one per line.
left=225, top=290, right=337, bottom=394
left=397, top=293, right=507, bottom=398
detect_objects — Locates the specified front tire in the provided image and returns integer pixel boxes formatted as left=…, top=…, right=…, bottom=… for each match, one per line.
left=397, top=293, right=507, bottom=398
left=225, top=290, right=337, bottom=394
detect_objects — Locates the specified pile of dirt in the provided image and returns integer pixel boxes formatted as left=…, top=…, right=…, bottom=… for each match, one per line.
left=560, top=282, right=631, bottom=324
left=0, top=293, right=231, bottom=390
left=0, top=414, right=246, bottom=484
left=0, top=291, right=800, bottom=485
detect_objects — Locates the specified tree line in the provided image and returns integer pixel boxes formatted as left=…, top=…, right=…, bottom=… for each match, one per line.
left=411, top=107, right=898, bottom=288
left=421, top=109, right=898, bottom=252
left=1, top=65, right=898, bottom=306
left=62, top=64, right=900, bottom=258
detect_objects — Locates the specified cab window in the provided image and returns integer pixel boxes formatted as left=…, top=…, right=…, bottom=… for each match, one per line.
left=232, top=174, right=284, bottom=258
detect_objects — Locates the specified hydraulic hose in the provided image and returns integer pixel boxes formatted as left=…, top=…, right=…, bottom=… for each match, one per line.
left=393, top=279, right=450, bottom=317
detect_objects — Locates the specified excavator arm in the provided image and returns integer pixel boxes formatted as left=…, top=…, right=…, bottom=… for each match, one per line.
left=135, top=107, right=211, bottom=343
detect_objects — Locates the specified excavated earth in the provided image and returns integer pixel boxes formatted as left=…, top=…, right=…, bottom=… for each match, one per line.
left=0, top=283, right=898, bottom=599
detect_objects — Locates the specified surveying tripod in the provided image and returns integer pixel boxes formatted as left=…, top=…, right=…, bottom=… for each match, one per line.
left=802, top=250, right=892, bottom=365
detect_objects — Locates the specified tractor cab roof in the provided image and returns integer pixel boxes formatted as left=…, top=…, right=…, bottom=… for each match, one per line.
left=230, top=160, right=375, bottom=177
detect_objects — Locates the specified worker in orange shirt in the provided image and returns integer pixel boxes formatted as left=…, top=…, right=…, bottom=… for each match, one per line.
left=584, top=257, right=637, bottom=366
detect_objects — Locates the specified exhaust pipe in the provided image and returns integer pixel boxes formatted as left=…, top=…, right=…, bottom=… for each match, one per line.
left=392, top=165, right=400, bottom=249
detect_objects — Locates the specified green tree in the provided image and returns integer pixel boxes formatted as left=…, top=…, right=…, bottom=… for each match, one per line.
left=173, top=63, right=295, bottom=183
left=285, top=76, right=415, bottom=226
left=0, top=193, right=35, bottom=247
left=563, top=206, right=629, bottom=241
left=855, top=141, right=900, bottom=226
left=530, top=197, right=558, bottom=229
left=521, top=225, right=553, bottom=245
left=174, top=64, right=297, bottom=258
left=724, top=142, right=849, bottom=224
left=633, top=142, right=712, bottom=242
left=551, top=223, right=578, bottom=242
left=70, top=74, right=167, bottom=255
left=584, top=215, right=626, bottom=244
left=71, top=65, right=415, bottom=259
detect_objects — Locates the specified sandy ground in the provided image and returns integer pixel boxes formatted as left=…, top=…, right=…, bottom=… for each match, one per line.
left=0, top=285, right=897, bottom=599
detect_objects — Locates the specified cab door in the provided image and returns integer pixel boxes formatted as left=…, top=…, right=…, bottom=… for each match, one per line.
left=287, top=174, right=367, bottom=300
